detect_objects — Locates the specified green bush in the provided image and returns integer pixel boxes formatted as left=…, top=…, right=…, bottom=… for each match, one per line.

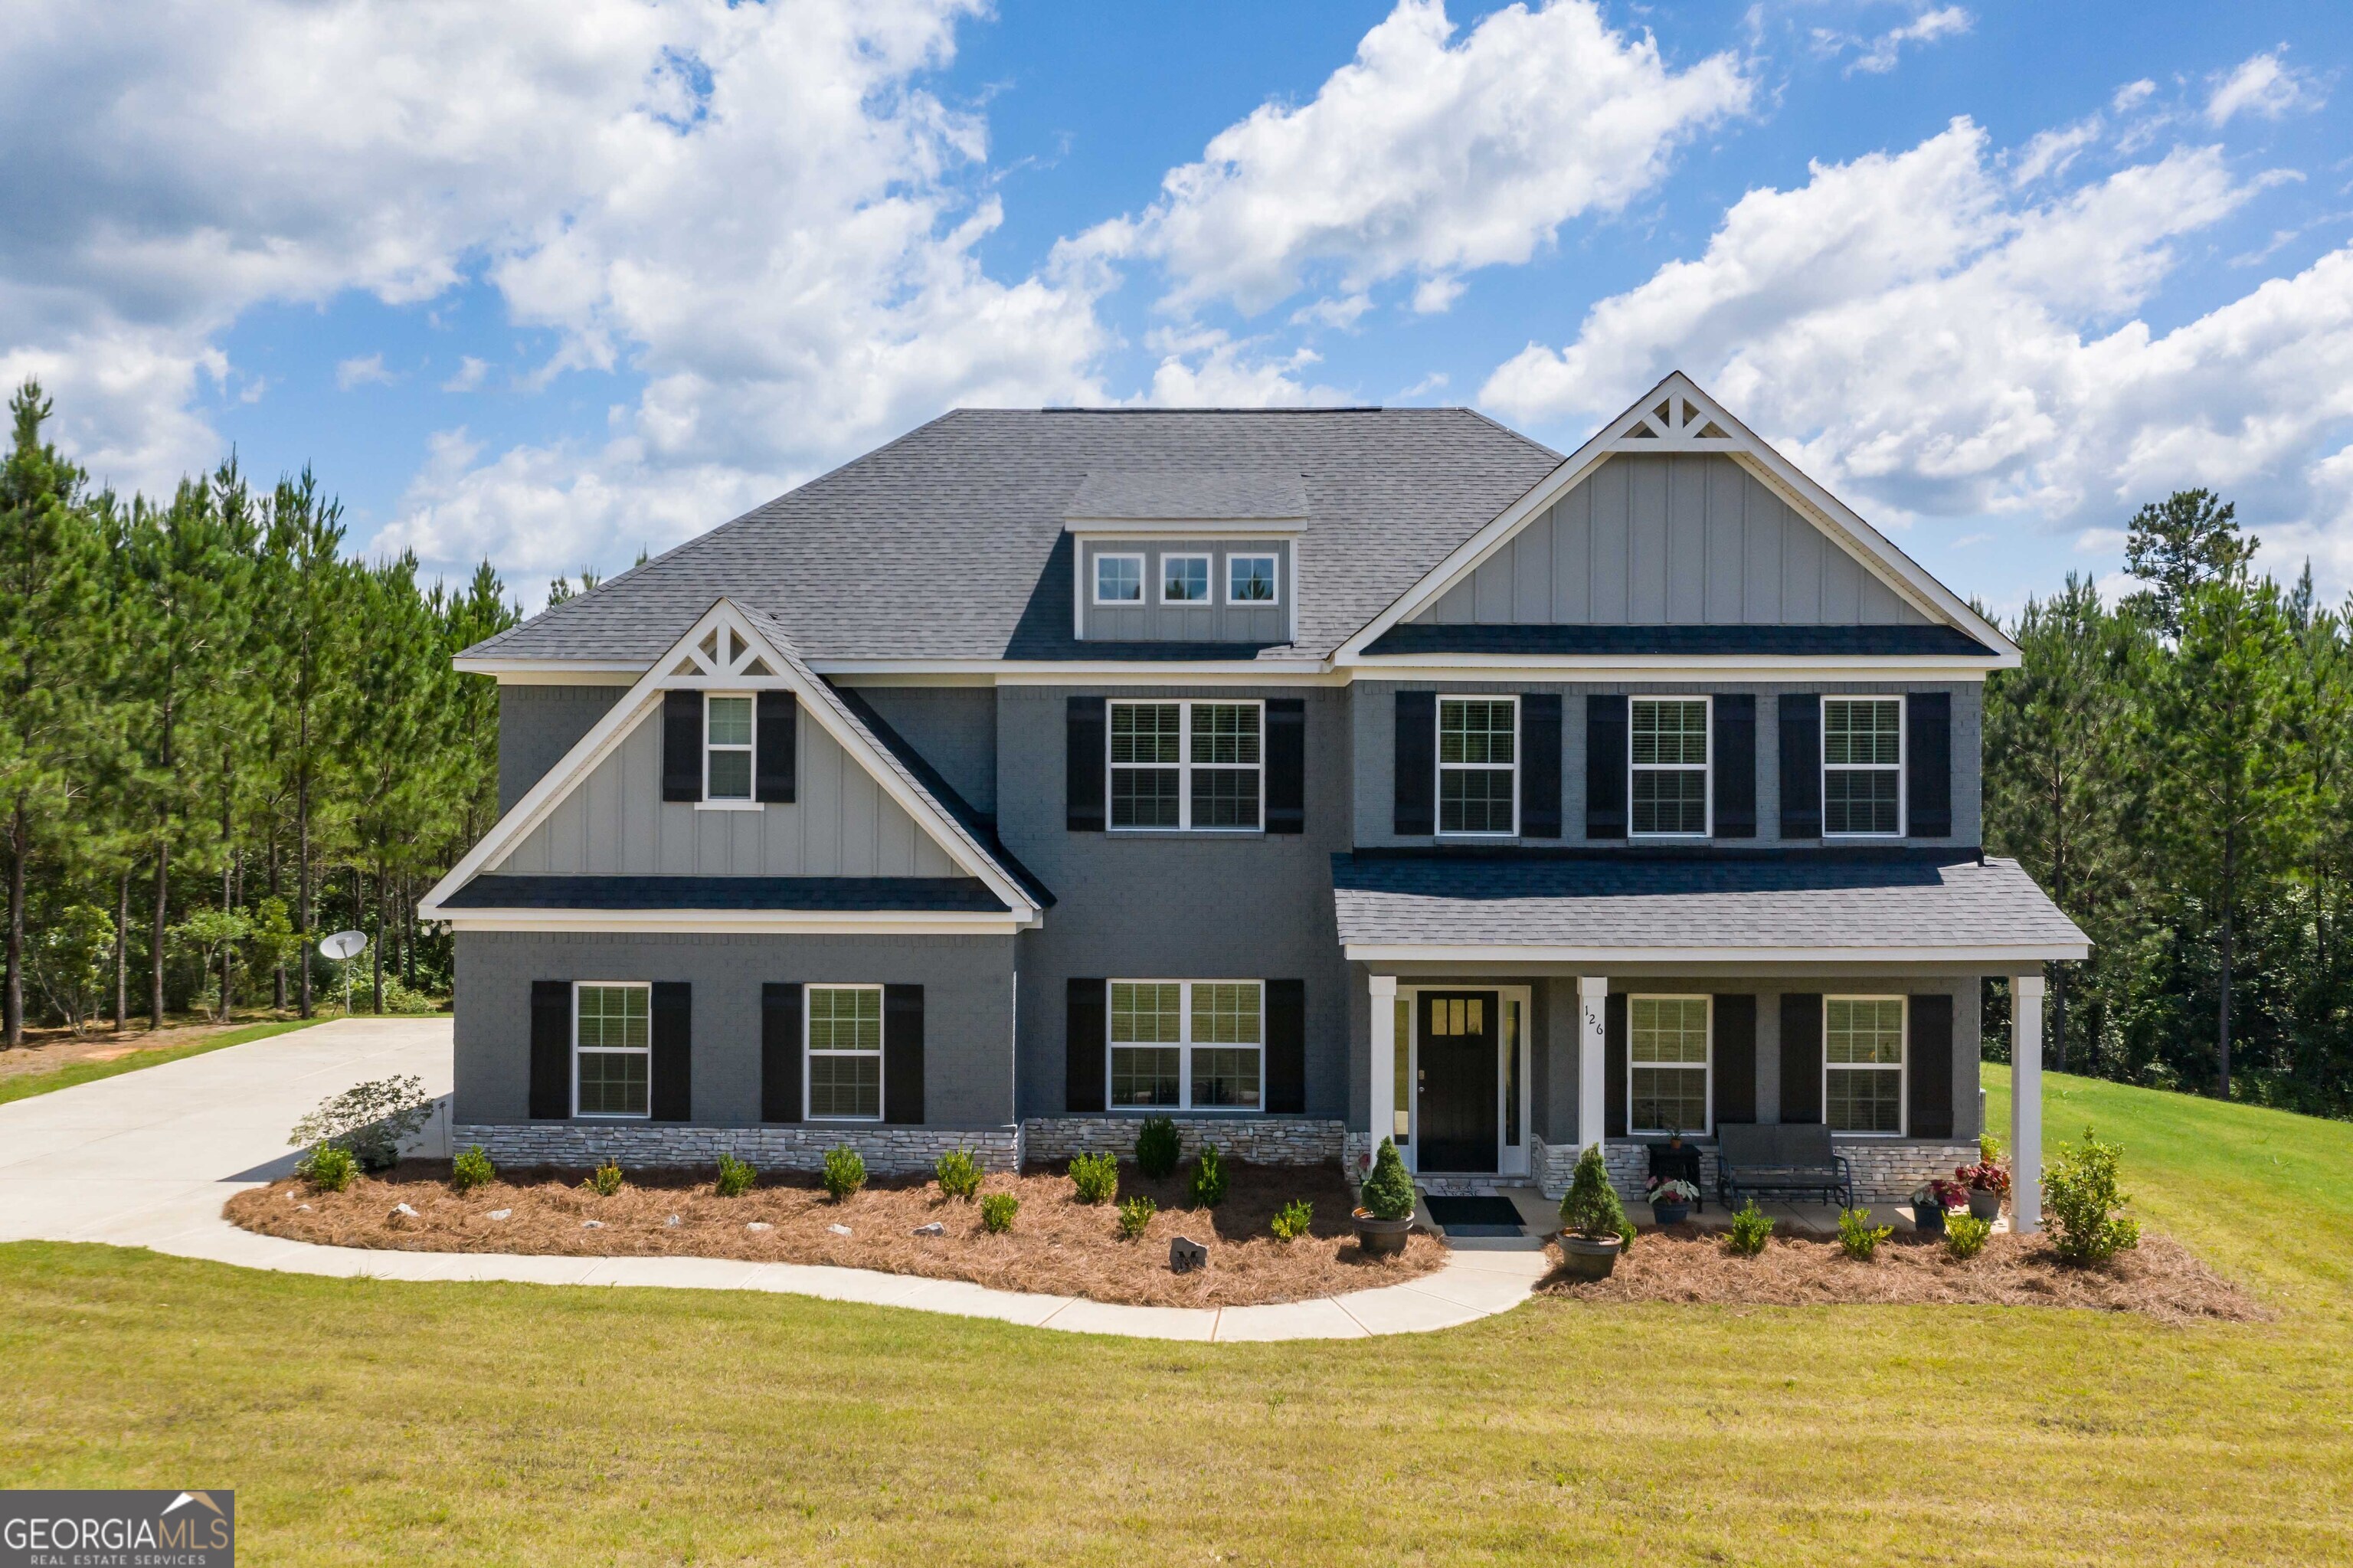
left=287, top=1073, right=436, bottom=1171
left=822, top=1145, right=866, bottom=1201
left=1944, top=1212, right=1992, bottom=1260
left=2045, top=1124, right=2141, bottom=1263
left=1069, top=1152, right=1119, bottom=1205
left=1360, top=1137, right=1416, bottom=1222
left=450, top=1144, right=495, bottom=1193
left=1837, top=1207, right=1893, bottom=1261
left=934, top=1146, right=982, bottom=1202
left=1725, top=1199, right=1774, bottom=1256
left=1270, top=1198, right=1314, bottom=1242
left=980, top=1192, right=1019, bottom=1233
left=713, top=1152, right=758, bottom=1198
left=1187, top=1143, right=1229, bottom=1209
left=300, top=1143, right=358, bottom=1193
left=1135, top=1115, right=1182, bottom=1180
left=1117, top=1194, right=1157, bottom=1239
left=1558, top=1144, right=1629, bottom=1241
left=583, top=1160, right=625, bottom=1197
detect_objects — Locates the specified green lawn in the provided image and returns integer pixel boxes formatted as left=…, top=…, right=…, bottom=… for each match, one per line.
left=0, top=1017, right=326, bottom=1106
left=3, top=1069, right=2349, bottom=1565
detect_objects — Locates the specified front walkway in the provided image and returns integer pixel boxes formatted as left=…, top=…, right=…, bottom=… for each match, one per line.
left=0, top=1018, right=1546, bottom=1342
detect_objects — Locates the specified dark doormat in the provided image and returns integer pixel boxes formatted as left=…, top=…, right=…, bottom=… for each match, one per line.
left=1422, top=1195, right=1525, bottom=1236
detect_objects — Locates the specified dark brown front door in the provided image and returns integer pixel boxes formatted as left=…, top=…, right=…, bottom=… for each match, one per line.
left=1418, top=990, right=1498, bottom=1173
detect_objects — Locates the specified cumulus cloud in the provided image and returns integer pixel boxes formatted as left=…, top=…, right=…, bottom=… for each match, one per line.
left=2205, top=49, right=2324, bottom=127
left=1824, top=6, right=1973, bottom=77
left=335, top=353, right=395, bottom=390
left=440, top=356, right=489, bottom=393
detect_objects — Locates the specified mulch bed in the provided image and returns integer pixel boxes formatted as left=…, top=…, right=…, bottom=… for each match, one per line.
left=225, top=1158, right=1445, bottom=1308
left=1539, top=1225, right=2265, bottom=1324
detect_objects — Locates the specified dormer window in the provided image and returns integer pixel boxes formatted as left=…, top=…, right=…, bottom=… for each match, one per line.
left=1161, top=555, right=1209, bottom=603
left=705, top=695, right=754, bottom=800
left=1094, top=553, right=1143, bottom=604
left=1227, top=554, right=1278, bottom=604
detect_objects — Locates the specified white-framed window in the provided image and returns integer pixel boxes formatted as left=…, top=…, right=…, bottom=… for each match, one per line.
left=1438, top=696, right=1517, bottom=836
left=1160, top=554, right=1210, bottom=604
left=573, top=982, right=650, bottom=1118
left=1823, top=697, right=1903, bottom=836
left=705, top=693, right=754, bottom=801
left=1628, top=994, right=1710, bottom=1135
left=1226, top=553, right=1278, bottom=604
left=1108, top=979, right=1262, bottom=1111
left=1093, top=552, right=1144, bottom=605
left=806, top=984, right=884, bottom=1121
left=1824, top=995, right=1905, bottom=1134
left=1631, top=697, right=1710, bottom=837
left=1108, top=699, right=1263, bottom=831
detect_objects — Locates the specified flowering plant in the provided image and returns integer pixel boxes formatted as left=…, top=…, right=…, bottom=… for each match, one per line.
left=1958, top=1160, right=2011, bottom=1196
left=1647, top=1177, right=1700, bottom=1206
left=1927, top=1177, right=1970, bottom=1211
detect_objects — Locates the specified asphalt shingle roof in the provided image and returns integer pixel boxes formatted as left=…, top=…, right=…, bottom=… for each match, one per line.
left=442, top=875, right=1006, bottom=912
left=1064, top=470, right=1309, bottom=521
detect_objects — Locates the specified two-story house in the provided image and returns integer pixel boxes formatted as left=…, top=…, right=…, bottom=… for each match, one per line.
left=422, top=374, right=2086, bottom=1223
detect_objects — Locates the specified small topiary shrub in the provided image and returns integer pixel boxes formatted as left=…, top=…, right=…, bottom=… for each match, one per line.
left=301, top=1143, right=358, bottom=1193
left=1837, top=1206, right=1893, bottom=1261
left=584, top=1160, right=625, bottom=1197
left=450, top=1144, right=495, bottom=1193
left=713, top=1152, right=758, bottom=1198
left=1117, top=1194, right=1157, bottom=1239
left=935, top=1146, right=982, bottom=1202
left=822, top=1144, right=867, bottom=1201
left=1135, top=1115, right=1182, bottom=1180
left=1725, top=1199, right=1774, bottom=1257
left=1069, top=1152, right=1118, bottom=1205
left=1558, top=1143, right=1630, bottom=1242
left=1270, top=1198, right=1314, bottom=1242
left=2045, top=1124, right=2141, bottom=1263
left=1187, top=1143, right=1229, bottom=1209
left=980, top=1192, right=1019, bottom=1232
left=1360, top=1136, right=1416, bottom=1222
left=1944, top=1212, right=1992, bottom=1260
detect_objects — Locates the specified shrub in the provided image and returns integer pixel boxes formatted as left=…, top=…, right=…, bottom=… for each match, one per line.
left=584, top=1160, right=625, bottom=1197
left=1135, top=1115, right=1182, bottom=1180
left=1725, top=1200, right=1774, bottom=1257
left=287, top=1074, right=436, bottom=1171
left=822, top=1145, right=867, bottom=1201
left=980, top=1192, right=1019, bottom=1232
left=1069, top=1152, right=1118, bottom=1205
left=713, top=1152, right=758, bottom=1198
left=1558, top=1144, right=1629, bottom=1242
left=934, top=1146, right=982, bottom=1202
left=1978, top=1131, right=2004, bottom=1166
left=450, top=1144, right=495, bottom=1193
left=1944, top=1213, right=1992, bottom=1260
left=1360, top=1137, right=1416, bottom=1222
left=2045, top=1124, right=2141, bottom=1263
left=1117, top=1194, right=1157, bottom=1239
left=1270, top=1199, right=1314, bottom=1242
left=1187, top=1144, right=1229, bottom=1209
left=300, top=1143, right=358, bottom=1193
left=1836, top=1207, right=1893, bottom=1261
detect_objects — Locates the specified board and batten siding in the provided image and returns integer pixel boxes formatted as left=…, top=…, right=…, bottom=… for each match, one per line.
left=493, top=702, right=961, bottom=877
left=1415, top=453, right=1927, bottom=627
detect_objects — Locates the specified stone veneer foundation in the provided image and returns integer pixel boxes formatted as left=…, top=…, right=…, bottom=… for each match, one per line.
left=1023, top=1117, right=1345, bottom=1167
left=1530, top=1134, right=1980, bottom=1205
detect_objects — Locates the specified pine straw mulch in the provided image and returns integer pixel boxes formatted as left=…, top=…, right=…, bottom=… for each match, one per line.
left=1538, top=1224, right=2265, bottom=1324
left=224, top=1157, right=1445, bottom=1308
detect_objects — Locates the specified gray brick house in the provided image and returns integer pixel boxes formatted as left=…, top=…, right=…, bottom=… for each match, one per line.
left=423, top=374, right=2085, bottom=1221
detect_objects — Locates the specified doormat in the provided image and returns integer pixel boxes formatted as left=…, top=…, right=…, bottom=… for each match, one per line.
left=1422, top=1195, right=1525, bottom=1236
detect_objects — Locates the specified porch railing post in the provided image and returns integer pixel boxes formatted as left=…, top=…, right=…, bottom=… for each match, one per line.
left=1368, top=974, right=1398, bottom=1170
left=1578, top=975, right=1608, bottom=1154
left=2011, top=972, right=2046, bottom=1235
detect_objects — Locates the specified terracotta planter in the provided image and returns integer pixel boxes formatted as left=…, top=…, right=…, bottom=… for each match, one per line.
left=1558, top=1232, right=1624, bottom=1281
left=1352, top=1209, right=1412, bottom=1256
left=1650, top=1201, right=1691, bottom=1226
left=1968, top=1188, right=2004, bottom=1222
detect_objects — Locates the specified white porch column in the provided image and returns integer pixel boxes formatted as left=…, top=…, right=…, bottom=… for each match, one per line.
left=1368, top=974, right=1398, bottom=1167
left=1578, top=976, right=1609, bottom=1154
left=2011, top=972, right=2046, bottom=1235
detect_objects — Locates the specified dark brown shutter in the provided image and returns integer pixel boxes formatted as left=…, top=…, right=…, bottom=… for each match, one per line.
left=529, top=980, right=571, bottom=1119
left=1586, top=693, right=1627, bottom=839
left=1066, top=696, right=1105, bottom=832
left=1520, top=693, right=1562, bottom=838
left=1908, top=993, right=1955, bottom=1138
left=1265, top=978, right=1306, bottom=1112
left=1778, top=694, right=1820, bottom=839
left=1604, top=990, right=1628, bottom=1138
left=1779, top=993, right=1822, bottom=1124
left=662, top=690, right=702, bottom=803
left=885, top=984, right=925, bottom=1125
left=761, top=982, right=803, bottom=1122
left=650, top=981, right=692, bottom=1121
left=1907, top=692, right=1952, bottom=838
left=1065, top=977, right=1106, bottom=1112
left=1265, top=699, right=1305, bottom=834
left=755, top=690, right=797, bottom=804
left=1713, top=993, right=1757, bottom=1127
left=1713, top=695, right=1756, bottom=839
left=1393, top=691, right=1435, bottom=836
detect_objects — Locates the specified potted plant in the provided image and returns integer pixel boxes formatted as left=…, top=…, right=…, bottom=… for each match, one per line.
left=1557, top=1144, right=1631, bottom=1280
left=1644, top=1176, right=1699, bottom=1226
left=1957, top=1159, right=2010, bottom=1221
left=1353, top=1137, right=1416, bottom=1255
left=1911, top=1177, right=1968, bottom=1236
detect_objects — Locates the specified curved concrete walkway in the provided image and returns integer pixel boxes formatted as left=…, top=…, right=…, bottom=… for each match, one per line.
left=0, top=1018, right=1548, bottom=1341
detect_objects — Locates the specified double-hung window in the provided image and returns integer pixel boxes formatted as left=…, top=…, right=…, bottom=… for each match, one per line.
left=1824, top=996, right=1905, bottom=1134
left=1161, top=555, right=1210, bottom=603
left=1094, top=553, right=1143, bottom=604
left=1108, top=980, right=1262, bottom=1110
left=1108, top=700, right=1262, bottom=830
left=1628, top=995, right=1710, bottom=1134
left=1631, top=698, right=1710, bottom=836
left=806, top=984, right=883, bottom=1121
left=1227, top=554, right=1278, bottom=604
left=574, top=983, right=650, bottom=1118
left=705, top=695, right=754, bottom=801
left=1823, top=698, right=1903, bottom=836
left=1438, top=696, right=1517, bottom=835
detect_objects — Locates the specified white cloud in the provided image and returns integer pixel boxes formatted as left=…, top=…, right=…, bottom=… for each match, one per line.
left=335, top=353, right=395, bottom=390
left=440, top=355, right=489, bottom=392
left=1081, top=0, right=1751, bottom=318
left=2205, top=48, right=2323, bottom=127
left=2112, top=79, right=2157, bottom=114
left=1127, top=328, right=1355, bottom=409
left=1845, top=6, right=1972, bottom=77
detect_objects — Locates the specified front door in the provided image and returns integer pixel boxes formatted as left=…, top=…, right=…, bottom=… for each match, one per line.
left=1417, top=990, right=1498, bottom=1173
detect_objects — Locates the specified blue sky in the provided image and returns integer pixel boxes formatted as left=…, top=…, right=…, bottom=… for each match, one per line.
left=5, top=1, right=2349, bottom=615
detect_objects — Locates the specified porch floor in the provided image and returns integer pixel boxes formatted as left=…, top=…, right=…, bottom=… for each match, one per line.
left=1419, top=1187, right=2013, bottom=1250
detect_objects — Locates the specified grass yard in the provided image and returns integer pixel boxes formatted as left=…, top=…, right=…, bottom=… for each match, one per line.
left=4, top=1068, right=2351, bottom=1565
left=0, top=1017, right=325, bottom=1105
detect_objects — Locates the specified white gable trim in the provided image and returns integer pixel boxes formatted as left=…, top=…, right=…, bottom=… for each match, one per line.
left=421, top=599, right=1041, bottom=925
left=1334, top=372, right=2018, bottom=666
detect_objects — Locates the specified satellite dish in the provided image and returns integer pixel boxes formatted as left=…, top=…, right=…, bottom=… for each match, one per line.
left=319, top=930, right=368, bottom=961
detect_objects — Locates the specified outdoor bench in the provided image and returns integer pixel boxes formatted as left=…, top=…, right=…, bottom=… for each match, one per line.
left=1714, top=1122, right=1854, bottom=1210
